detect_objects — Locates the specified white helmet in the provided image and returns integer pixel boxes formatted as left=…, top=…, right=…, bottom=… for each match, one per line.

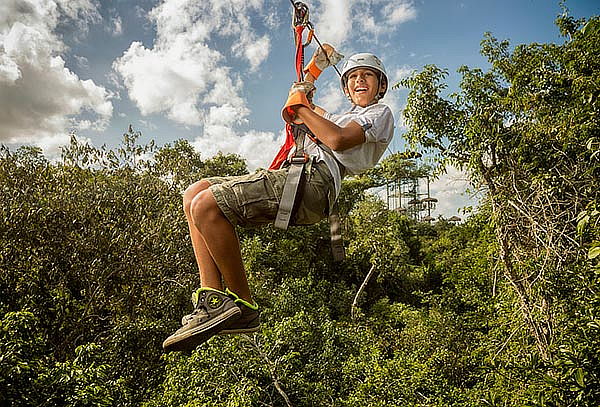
left=340, top=53, right=388, bottom=100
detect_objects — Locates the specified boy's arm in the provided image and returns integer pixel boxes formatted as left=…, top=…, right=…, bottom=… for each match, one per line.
left=282, top=41, right=360, bottom=151
left=294, top=105, right=365, bottom=151
left=281, top=83, right=363, bottom=151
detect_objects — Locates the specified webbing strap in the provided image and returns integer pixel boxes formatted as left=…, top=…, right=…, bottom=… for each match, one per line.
left=274, top=160, right=304, bottom=230
left=268, top=18, right=306, bottom=171
left=273, top=125, right=346, bottom=262
left=274, top=130, right=306, bottom=230
left=273, top=7, right=308, bottom=223
left=329, top=207, right=345, bottom=262
left=294, top=25, right=305, bottom=81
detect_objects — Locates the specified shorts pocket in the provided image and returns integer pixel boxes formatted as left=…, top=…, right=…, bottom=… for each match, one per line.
left=230, top=172, right=279, bottom=225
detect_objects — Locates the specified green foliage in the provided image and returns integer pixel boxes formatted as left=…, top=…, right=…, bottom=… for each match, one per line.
left=0, top=125, right=500, bottom=406
left=0, top=310, right=48, bottom=406
left=401, top=11, right=600, bottom=407
left=2, top=11, right=599, bottom=406
left=0, top=128, right=250, bottom=405
left=152, top=139, right=248, bottom=191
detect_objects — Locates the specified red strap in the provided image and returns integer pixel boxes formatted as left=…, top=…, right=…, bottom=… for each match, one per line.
left=269, top=124, right=295, bottom=170
left=270, top=25, right=307, bottom=170
left=294, top=25, right=305, bottom=81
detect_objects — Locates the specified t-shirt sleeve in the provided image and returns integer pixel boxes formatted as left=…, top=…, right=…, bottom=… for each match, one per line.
left=323, top=111, right=337, bottom=121
left=352, top=104, right=394, bottom=144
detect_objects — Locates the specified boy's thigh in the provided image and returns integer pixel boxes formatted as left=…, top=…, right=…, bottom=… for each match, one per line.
left=207, top=169, right=285, bottom=226
left=206, top=162, right=333, bottom=227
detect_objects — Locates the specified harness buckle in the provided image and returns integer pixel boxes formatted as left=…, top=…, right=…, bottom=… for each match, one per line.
left=290, top=153, right=309, bottom=164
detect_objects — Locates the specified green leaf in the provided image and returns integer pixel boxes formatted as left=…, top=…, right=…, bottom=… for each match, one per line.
left=588, top=245, right=600, bottom=260
left=575, top=368, right=585, bottom=387
left=577, top=214, right=589, bottom=235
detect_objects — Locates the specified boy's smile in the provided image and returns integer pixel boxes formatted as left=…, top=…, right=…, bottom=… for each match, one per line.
left=346, top=68, right=382, bottom=107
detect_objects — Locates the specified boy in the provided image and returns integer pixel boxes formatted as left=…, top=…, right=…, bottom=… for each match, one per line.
left=163, top=50, right=395, bottom=352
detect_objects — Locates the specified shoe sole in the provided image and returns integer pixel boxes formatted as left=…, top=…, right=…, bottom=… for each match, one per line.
left=163, top=307, right=241, bottom=352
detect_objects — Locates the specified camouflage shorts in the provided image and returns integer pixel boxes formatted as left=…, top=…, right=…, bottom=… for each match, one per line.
left=206, top=159, right=335, bottom=227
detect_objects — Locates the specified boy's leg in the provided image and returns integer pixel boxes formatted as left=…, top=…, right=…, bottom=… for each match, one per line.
left=184, top=165, right=332, bottom=302
left=164, top=182, right=248, bottom=352
left=183, top=180, right=222, bottom=290
left=190, top=188, right=252, bottom=303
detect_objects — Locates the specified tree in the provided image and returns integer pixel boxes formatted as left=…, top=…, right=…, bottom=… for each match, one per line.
left=400, top=11, right=600, bottom=405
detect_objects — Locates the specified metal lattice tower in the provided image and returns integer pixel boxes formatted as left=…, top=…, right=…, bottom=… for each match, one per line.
left=384, top=152, right=438, bottom=222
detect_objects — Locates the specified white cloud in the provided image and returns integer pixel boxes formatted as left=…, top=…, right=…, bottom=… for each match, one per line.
left=0, top=0, right=112, bottom=149
left=109, top=14, right=123, bottom=36
left=113, top=40, right=224, bottom=125
left=263, top=9, right=281, bottom=31
left=54, top=0, right=98, bottom=23
left=312, top=0, right=416, bottom=46
left=315, top=80, right=347, bottom=114
left=207, top=104, right=249, bottom=127
left=392, top=65, right=415, bottom=82
left=383, top=2, right=417, bottom=25
left=114, top=0, right=271, bottom=125
left=236, top=35, right=271, bottom=72
left=73, top=54, right=89, bottom=70
left=313, top=0, right=352, bottom=46
left=193, top=128, right=281, bottom=171
left=0, top=53, right=20, bottom=81
left=114, top=0, right=275, bottom=168
left=139, top=119, right=158, bottom=131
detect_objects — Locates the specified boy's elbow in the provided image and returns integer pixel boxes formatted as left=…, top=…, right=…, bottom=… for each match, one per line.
left=333, top=133, right=365, bottom=151
left=324, top=126, right=363, bottom=151
left=330, top=140, right=346, bottom=151
left=330, top=129, right=354, bottom=151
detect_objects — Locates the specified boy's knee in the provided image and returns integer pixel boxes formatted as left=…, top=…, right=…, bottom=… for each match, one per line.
left=183, top=179, right=211, bottom=214
left=190, top=189, right=220, bottom=229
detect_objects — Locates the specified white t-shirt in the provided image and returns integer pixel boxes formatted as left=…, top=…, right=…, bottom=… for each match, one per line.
left=302, top=103, right=395, bottom=197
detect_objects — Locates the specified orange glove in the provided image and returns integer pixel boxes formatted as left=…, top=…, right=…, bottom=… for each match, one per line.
left=281, top=81, right=316, bottom=123
left=304, top=43, right=344, bottom=80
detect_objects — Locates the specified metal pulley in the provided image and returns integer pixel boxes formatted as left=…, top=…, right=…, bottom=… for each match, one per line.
left=291, top=1, right=310, bottom=27
left=290, top=1, right=314, bottom=47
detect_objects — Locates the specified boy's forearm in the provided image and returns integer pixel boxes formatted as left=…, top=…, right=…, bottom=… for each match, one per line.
left=295, top=106, right=365, bottom=151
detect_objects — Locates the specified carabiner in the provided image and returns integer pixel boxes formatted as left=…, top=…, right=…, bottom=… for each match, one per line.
left=291, top=1, right=310, bottom=28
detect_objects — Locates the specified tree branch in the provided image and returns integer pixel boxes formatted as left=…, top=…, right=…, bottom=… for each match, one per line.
left=352, top=263, right=377, bottom=320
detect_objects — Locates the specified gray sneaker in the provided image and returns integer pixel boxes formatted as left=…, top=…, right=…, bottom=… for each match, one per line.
left=163, top=288, right=241, bottom=352
left=218, top=289, right=260, bottom=335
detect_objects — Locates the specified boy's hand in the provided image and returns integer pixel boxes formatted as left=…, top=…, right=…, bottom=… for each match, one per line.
left=304, top=44, right=344, bottom=80
left=290, top=81, right=316, bottom=103
left=282, top=81, right=316, bottom=123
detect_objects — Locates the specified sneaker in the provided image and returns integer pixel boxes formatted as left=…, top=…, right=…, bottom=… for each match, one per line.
left=163, top=287, right=241, bottom=352
left=218, top=289, right=260, bottom=335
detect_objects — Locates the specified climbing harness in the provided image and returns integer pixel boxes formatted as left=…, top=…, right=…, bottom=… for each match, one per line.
left=271, top=1, right=345, bottom=261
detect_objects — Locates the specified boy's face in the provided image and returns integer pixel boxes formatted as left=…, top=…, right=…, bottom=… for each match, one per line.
left=345, top=68, right=385, bottom=107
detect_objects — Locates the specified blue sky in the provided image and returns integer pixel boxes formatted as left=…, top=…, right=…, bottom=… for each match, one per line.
left=1, top=0, right=598, bottom=217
